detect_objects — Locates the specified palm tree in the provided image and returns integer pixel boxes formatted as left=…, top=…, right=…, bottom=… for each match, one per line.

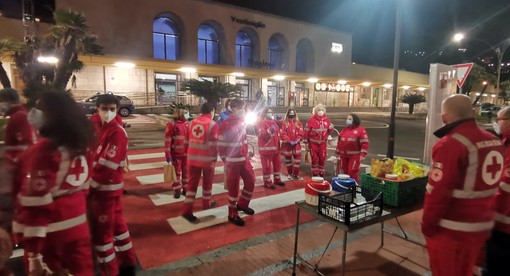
left=0, top=39, right=21, bottom=88
left=401, top=93, right=426, bottom=114
left=10, top=9, right=103, bottom=103
left=180, top=79, right=242, bottom=107
left=45, top=9, right=103, bottom=90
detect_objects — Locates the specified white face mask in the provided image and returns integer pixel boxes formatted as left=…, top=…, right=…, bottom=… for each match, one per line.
left=100, top=110, right=117, bottom=123
left=27, top=108, right=45, bottom=129
left=317, top=111, right=325, bottom=117
left=493, top=121, right=501, bottom=135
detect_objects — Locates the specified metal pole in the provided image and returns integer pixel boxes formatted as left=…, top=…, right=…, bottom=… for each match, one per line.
left=386, top=0, right=402, bottom=159
left=292, top=208, right=300, bottom=276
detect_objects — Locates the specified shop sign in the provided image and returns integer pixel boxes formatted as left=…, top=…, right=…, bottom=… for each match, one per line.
left=331, top=43, right=343, bottom=53
left=249, top=59, right=273, bottom=69
left=231, top=16, right=265, bottom=28
left=314, top=82, right=351, bottom=92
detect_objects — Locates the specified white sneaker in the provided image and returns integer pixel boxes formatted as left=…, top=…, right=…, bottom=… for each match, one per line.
left=293, top=175, right=304, bottom=180
left=287, top=175, right=293, bottom=180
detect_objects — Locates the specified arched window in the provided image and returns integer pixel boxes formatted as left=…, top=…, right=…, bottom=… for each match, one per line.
left=296, top=39, right=314, bottom=73
left=268, top=34, right=288, bottom=71
left=153, top=17, right=179, bottom=60
left=236, top=31, right=252, bottom=68
left=198, top=24, right=219, bottom=64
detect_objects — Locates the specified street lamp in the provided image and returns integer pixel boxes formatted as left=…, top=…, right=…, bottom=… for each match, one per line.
left=386, top=0, right=402, bottom=159
left=453, top=33, right=510, bottom=93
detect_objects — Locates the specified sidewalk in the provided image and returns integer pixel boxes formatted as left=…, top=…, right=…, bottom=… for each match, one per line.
left=139, top=209, right=429, bottom=275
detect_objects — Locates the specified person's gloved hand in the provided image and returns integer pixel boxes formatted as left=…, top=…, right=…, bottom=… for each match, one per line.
left=329, top=124, right=334, bottom=130
left=166, top=157, right=172, bottom=163
left=360, top=155, right=366, bottom=161
left=271, top=125, right=277, bottom=132
left=290, top=141, right=297, bottom=146
left=267, top=128, right=273, bottom=135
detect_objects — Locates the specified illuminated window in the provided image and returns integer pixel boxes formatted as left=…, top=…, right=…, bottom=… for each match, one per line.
left=153, top=17, right=179, bottom=60
left=198, top=24, right=219, bottom=64
left=236, top=31, right=252, bottom=68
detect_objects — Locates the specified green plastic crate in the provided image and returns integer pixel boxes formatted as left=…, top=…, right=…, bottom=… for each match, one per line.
left=360, top=173, right=428, bottom=207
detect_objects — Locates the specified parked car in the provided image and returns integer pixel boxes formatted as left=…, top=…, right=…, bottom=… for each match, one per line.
left=77, top=93, right=135, bottom=117
left=481, top=105, right=502, bottom=115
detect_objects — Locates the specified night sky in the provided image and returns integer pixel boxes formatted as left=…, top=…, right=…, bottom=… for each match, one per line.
left=213, top=0, right=510, bottom=73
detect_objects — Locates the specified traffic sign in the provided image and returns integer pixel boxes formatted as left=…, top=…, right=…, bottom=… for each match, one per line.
left=452, top=63, right=474, bottom=88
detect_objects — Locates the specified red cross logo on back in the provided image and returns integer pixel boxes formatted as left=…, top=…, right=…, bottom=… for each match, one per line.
left=66, top=156, right=89, bottom=187
left=482, top=151, right=504, bottom=186
left=192, top=124, right=205, bottom=139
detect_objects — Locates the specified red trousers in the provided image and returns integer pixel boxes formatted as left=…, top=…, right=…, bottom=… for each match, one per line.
left=337, top=155, right=361, bottom=182
left=309, top=142, right=327, bottom=176
left=226, top=160, right=255, bottom=218
left=39, top=235, right=94, bottom=275
left=172, top=156, right=188, bottom=192
left=426, top=232, right=486, bottom=276
left=261, top=153, right=282, bottom=186
left=282, top=144, right=302, bottom=176
left=88, top=193, right=136, bottom=276
left=182, top=165, right=215, bottom=216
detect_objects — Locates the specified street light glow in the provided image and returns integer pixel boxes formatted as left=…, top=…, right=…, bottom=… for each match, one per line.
left=338, top=80, right=347, bottom=84
left=37, top=56, right=59, bottom=64
left=383, top=83, right=392, bottom=88
left=418, top=87, right=426, bottom=91
left=307, top=78, right=318, bottom=83
left=231, top=72, right=245, bottom=77
left=453, top=33, right=465, bottom=42
left=483, top=81, right=488, bottom=85
left=402, top=86, right=410, bottom=90
left=179, top=67, right=197, bottom=73
left=273, top=75, right=285, bottom=81
left=114, top=61, right=135, bottom=68
left=362, top=82, right=371, bottom=87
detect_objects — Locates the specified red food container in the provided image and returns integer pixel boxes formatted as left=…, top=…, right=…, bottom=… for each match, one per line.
left=305, top=177, right=332, bottom=206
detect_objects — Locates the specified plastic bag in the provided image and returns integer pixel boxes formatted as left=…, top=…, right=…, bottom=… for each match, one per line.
left=370, top=159, right=394, bottom=178
left=392, top=158, right=425, bottom=181
left=304, top=147, right=312, bottom=164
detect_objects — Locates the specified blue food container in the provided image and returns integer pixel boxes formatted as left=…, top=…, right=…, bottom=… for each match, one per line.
left=331, top=174, right=357, bottom=194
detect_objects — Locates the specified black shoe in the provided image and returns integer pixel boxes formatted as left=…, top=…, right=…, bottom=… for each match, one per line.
left=182, top=214, right=198, bottom=223
left=237, top=204, right=255, bottom=215
left=118, top=265, right=136, bottom=276
left=228, top=216, right=245, bottom=227
left=173, top=191, right=181, bottom=199
left=182, top=189, right=186, bottom=196
left=276, top=181, right=285, bottom=186
left=264, top=184, right=276, bottom=190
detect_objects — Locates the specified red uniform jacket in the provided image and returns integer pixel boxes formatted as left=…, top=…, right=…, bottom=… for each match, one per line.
left=187, top=114, right=218, bottom=168
left=304, top=114, right=333, bottom=144
left=494, top=129, right=510, bottom=234
left=280, top=120, right=304, bottom=144
left=91, top=120, right=128, bottom=197
left=422, top=119, right=504, bottom=240
left=218, top=115, right=248, bottom=165
left=257, top=119, right=280, bottom=155
left=335, top=125, right=369, bottom=157
left=18, top=138, right=91, bottom=254
left=3, top=105, right=36, bottom=199
left=165, top=118, right=189, bottom=158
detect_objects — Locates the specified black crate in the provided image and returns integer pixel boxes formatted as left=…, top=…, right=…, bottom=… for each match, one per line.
left=318, top=186, right=383, bottom=226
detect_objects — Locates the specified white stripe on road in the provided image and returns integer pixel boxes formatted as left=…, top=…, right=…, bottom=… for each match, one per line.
left=168, top=189, right=305, bottom=234
left=136, top=163, right=263, bottom=185
left=129, top=161, right=166, bottom=171
left=128, top=152, right=165, bottom=160
left=149, top=176, right=265, bottom=206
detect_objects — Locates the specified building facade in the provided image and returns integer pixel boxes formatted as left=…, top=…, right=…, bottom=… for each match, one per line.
left=0, top=0, right=430, bottom=108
